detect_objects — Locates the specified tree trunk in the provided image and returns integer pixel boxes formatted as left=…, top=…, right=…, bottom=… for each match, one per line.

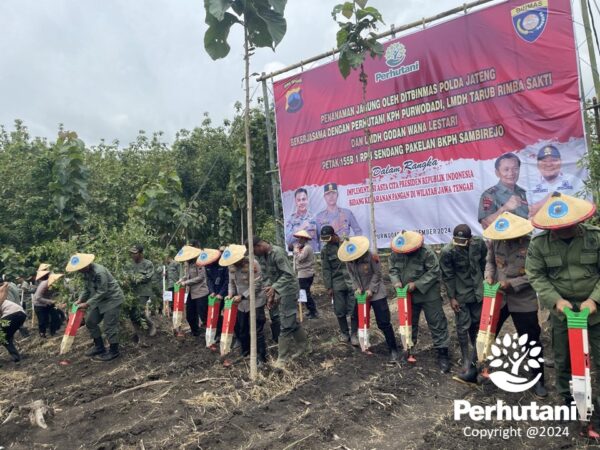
left=244, top=25, right=258, bottom=380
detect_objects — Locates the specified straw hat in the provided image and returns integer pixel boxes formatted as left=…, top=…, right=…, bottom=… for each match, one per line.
left=218, top=245, right=247, bottom=267
left=174, top=245, right=202, bottom=262
left=483, top=212, right=533, bottom=240
left=35, top=270, right=50, bottom=281
left=390, top=231, right=424, bottom=254
left=66, top=253, right=95, bottom=272
left=337, top=236, right=370, bottom=262
left=531, top=192, right=596, bottom=230
left=48, top=273, right=64, bottom=288
left=196, top=248, right=221, bottom=266
left=37, top=263, right=51, bottom=272
left=293, top=230, right=312, bottom=240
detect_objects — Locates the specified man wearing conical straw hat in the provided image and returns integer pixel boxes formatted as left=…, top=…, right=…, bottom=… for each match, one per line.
left=389, top=231, right=450, bottom=371
left=66, top=253, right=124, bottom=361
left=440, top=224, right=487, bottom=377
left=251, top=236, right=309, bottom=368
left=33, top=271, right=64, bottom=338
left=175, top=244, right=207, bottom=337
left=341, top=236, right=401, bottom=363
left=292, top=230, right=319, bottom=320
left=526, top=193, right=600, bottom=434
left=479, top=212, right=547, bottom=397
left=219, top=245, right=268, bottom=366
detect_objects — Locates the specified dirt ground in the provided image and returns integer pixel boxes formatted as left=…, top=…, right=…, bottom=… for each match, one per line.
left=0, top=279, right=595, bottom=449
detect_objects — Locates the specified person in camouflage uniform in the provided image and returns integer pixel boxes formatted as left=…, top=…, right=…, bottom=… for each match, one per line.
left=526, top=193, right=600, bottom=435
left=320, top=225, right=358, bottom=345
left=440, top=224, right=486, bottom=377
left=126, top=244, right=156, bottom=340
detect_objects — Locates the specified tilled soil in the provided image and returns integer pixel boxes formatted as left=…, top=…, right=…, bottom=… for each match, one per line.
left=0, top=284, right=592, bottom=449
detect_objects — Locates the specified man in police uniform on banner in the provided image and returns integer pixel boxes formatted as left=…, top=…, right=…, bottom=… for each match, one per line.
left=528, top=145, right=575, bottom=217
left=316, top=183, right=362, bottom=238
left=478, top=153, right=529, bottom=229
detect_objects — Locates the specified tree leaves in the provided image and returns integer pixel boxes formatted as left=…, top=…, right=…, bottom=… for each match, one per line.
left=204, top=12, right=238, bottom=59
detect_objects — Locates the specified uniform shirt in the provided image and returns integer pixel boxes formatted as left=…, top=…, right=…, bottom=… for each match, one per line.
left=440, top=237, right=487, bottom=304
left=228, top=258, right=267, bottom=312
left=321, top=241, right=353, bottom=292
left=346, top=252, right=386, bottom=301
left=285, top=211, right=319, bottom=252
left=262, top=245, right=299, bottom=298
left=166, top=261, right=180, bottom=290
left=182, top=263, right=209, bottom=299
left=33, top=280, right=55, bottom=307
left=294, top=244, right=315, bottom=279
left=127, top=258, right=154, bottom=297
left=316, top=207, right=362, bottom=238
left=80, top=263, right=125, bottom=314
left=1, top=299, right=25, bottom=318
left=486, top=237, right=537, bottom=313
left=478, top=182, right=529, bottom=222
left=527, top=174, right=576, bottom=206
left=205, top=262, right=229, bottom=297
left=7, top=282, right=20, bottom=304
left=389, top=245, right=441, bottom=304
left=526, top=223, right=600, bottom=325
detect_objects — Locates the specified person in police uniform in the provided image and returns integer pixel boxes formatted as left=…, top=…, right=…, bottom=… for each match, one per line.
left=320, top=225, right=358, bottom=345
left=526, top=193, right=600, bottom=436
left=316, top=183, right=362, bottom=238
left=292, top=230, right=319, bottom=319
left=440, top=224, right=487, bottom=376
left=126, top=244, right=156, bottom=340
left=252, top=237, right=309, bottom=368
left=389, top=231, right=450, bottom=372
left=528, top=145, right=575, bottom=217
left=219, top=245, right=268, bottom=366
left=286, top=187, right=319, bottom=252
left=198, top=248, right=227, bottom=347
left=478, top=153, right=529, bottom=229
left=68, top=253, right=124, bottom=361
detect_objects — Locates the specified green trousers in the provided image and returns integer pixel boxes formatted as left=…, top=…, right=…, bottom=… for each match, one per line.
left=412, top=300, right=450, bottom=349
left=455, top=301, right=482, bottom=345
left=279, top=294, right=300, bottom=338
left=333, top=289, right=356, bottom=318
left=86, top=304, right=121, bottom=344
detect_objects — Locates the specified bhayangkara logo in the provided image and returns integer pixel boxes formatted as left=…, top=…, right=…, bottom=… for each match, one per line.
left=487, top=333, right=544, bottom=393
left=385, top=42, right=406, bottom=67
left=285, top=86, right=303, bottom=113
left=511, top=0, right=548, bottom=43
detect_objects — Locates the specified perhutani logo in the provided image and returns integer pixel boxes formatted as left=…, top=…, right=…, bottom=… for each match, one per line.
left=375, top=41, right=420, bottom=83
left=487, top=333, right=544, bottom=393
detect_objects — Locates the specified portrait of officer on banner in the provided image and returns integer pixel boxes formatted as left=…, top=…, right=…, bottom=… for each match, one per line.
left=478, top=152, right=529, bottom=229
left=527, top=145, right=575, bottom=217
left=316, top=182, right=362, bottom=240
left=285, top=187, right=319, bottom=252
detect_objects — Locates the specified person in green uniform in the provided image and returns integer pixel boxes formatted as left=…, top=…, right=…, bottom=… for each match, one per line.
left=389, top=231, right=450, bottom=372
left=126, top=244, right=156, bottom=340
left=478, top=153, right=529, bottom=228
left=440, top=224, right=487, bottom=376
left=67, top=253, right=124, bottom=361
left=526, top=192, right=600, bottom=436
left=320, top=225, right=358, bottom=345
left=483, top=212, right=546, bottom=397
left=256, top=252, right=280, bottom=344
left=251, top=237, right=309, bottom=368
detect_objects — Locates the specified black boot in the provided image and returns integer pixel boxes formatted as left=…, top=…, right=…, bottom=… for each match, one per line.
left=454, top=364, right=478, bottom=384
left=85, top=337, right=106, bottom=357
left=5, top=339, right=21, bottom=362
left=270, top=321, right=280, bottom=344
left=533, top=380, right=548, bottom=399
left=458, top=336, right=470, bottom=372
left=437, top=347, right=450, bottom=373
left=94, top=343, right=120, bottom=362
left=337, top=317, right=350, bottom=343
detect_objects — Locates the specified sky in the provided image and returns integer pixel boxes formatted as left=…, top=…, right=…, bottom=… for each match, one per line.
left=0, top=0, right=598, bottom=146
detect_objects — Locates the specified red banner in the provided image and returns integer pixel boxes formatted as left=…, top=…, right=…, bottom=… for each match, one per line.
left=274, top=0, right=588, bottom=247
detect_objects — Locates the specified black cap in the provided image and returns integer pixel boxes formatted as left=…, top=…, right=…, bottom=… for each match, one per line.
left=537, top=145, right=561, bottom=160
left=129, top=244, right=144, bottom=254
left=452, top=224, right=472, bottom=246
left=324, top=183, right=338, bottom=193
left=320, top=225, right=335, bottom=241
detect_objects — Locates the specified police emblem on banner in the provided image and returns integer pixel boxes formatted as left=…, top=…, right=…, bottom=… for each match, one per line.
left=511, top=0, right=548, bottom=43
left=285, top=86, right=303, bottom=113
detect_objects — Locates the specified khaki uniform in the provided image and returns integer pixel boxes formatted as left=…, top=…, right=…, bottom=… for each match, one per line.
left=526, top=224, right=600, bottom=414
left=389, top=246, right=449, bottom=349
left=80, top=263, right=124, bottom=345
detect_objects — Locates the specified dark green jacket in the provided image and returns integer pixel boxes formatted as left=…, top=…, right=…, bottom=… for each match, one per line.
left=440, top=236, right=487, bottom=304
left=80, top=263, right=125, bottom=313
left=321, top=241, right=352, bottom=291
left=166, top=261, right=180, bottom=290
left=389, top=245, right=441, bottom=304
left=263, top=245, right=299, bottom=298
left=526, top=223, right=600, bottom=325
left=127, top=258, right=154, bottom=297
